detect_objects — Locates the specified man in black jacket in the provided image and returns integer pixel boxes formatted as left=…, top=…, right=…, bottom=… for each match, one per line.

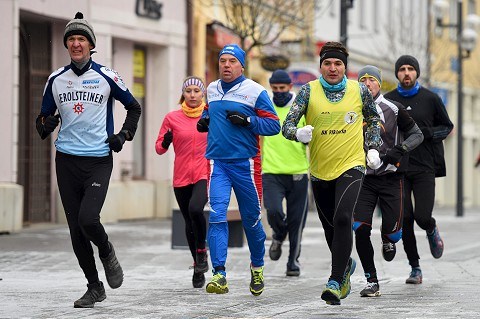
left=354, top=65, right=424, bottom=297
left=385, top=55, right=453, bottom=285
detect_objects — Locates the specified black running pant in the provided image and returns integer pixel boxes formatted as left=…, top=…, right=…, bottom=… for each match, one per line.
left=174, top=179, right=208, bottom=261
left=403, top=171, right=436, bottom=268
left=56, top=151, right=112, bottom=284
left=263, top=173, right=309, bottom=269
left=354, top=173, right=404, bottom=278
left=311, top=168, right=364, bottom=283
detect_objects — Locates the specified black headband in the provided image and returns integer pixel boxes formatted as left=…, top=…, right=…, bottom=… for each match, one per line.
left=320, top=50, right=348, bottom=67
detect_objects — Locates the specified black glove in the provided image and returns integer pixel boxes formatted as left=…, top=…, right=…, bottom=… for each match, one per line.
left=382, top=145, right=407, bottom=166
left=36, top=114, right=60, bottom=139
left=197, top=117, right=209, bottom=132
left=44, top=114, right=61, bottom=133
left=226, top=111, right=249, bottom=127
left=105, top=131, right=126, bottom=153
left=162, top=129, right=173, bottom=149
left=419, top=126, right=433, bottom=140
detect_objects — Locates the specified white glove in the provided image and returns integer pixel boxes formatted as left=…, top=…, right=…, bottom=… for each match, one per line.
left=296, top=125, right=314, bottom=143
left=366, top=149, right=383, bottom=170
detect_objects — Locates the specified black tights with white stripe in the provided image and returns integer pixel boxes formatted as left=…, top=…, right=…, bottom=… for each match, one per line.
left=311, top=168, right=364, bottom=284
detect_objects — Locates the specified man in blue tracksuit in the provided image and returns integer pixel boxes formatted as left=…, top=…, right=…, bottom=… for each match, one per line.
left=197, top=44, right=280, bottom=296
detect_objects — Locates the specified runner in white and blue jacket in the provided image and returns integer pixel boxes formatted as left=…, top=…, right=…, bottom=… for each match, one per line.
left=197, top=44, right=280, bottom=296
left=35, top=12, right=141, bottom=309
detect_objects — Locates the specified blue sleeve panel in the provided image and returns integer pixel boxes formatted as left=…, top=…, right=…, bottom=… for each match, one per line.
left=40, top=66, right=70, bottom=116
left=249, top=90, right=280, bottom=136
left=94, top=62, right=135, bottom=137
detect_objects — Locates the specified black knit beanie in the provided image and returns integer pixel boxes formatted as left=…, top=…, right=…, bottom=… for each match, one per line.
left=64, top=12, right=96, bottom=49
left=394, top=55, right=420, bottom=79
left=269, top=69, right=292, bottom=84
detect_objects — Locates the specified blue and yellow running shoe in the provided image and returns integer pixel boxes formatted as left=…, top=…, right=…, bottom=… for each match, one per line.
left=321, top=279, right=341, bottom=305
left=340, top=257, right=356, bottom=299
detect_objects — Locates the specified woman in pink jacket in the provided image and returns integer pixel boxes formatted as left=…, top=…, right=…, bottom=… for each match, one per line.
left=155, top=76, right=209, bottom=288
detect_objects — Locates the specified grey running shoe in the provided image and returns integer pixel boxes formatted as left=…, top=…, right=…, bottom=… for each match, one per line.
left=192, top=272, right=205, bottom=288
left=286, top=266, right=300, bottom=277
left=269, top=239, right=282, bottom=261
left=406, top=267, right=422, bottom=284
left=100, top=242, right=124, bottom=289
left=195, top=249, right=209, bottom=274
left=74, top=281, right=106, bottom=308
left=427, top=226, right=444, bottom=259
left=360, top=281, right=381, bottom=297
left=382, top=241, right=396, bottom=262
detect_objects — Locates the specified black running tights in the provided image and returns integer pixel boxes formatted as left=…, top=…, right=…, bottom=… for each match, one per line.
left=311, top=169, right=364, bottom=283
left=56, top=151, right=112, bottom=284
left=174, top=179, right=208, bottom=261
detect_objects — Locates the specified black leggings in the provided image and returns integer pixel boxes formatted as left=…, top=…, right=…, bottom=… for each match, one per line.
left=354, top=173, right=404, bottom=278
left=311, top=169, right=364, bottom=283
left=403, top=171, right=436, bottom=268
left=174, top=180, right=208, bottom=261
left=56, top=151, right=112, bottom=284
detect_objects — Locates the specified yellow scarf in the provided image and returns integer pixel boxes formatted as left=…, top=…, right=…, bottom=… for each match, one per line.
left=181, top=101, right=205, bottom=118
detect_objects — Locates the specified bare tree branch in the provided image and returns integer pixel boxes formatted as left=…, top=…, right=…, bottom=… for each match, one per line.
left=214, top=0, right=315, bottom=57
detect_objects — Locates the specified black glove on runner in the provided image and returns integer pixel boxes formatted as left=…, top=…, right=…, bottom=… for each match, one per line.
left=105, top=132, right=126, bottom=153
left=44, top=114, right=60, bottom=133
left=162, top=130, right=173, bottom=149
left=419, top=126, right=433, bottom=140
left=382, top=145, right=406, bottom=165
left=197, top=117, right=210, bottom=132
left=226, top=111, right=249, bottom=127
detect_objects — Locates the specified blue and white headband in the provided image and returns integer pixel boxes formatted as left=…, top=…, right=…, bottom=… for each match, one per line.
left=182, top=77, right=205, bottom=93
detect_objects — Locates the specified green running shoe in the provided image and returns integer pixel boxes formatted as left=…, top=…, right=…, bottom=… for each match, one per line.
left=340, top=257, right=356, bottom=299
left=249, top=265, right=264, bottom=296
left=206, top=273, right=229, bottom=294
left=321, top=280, right=341, bottom=305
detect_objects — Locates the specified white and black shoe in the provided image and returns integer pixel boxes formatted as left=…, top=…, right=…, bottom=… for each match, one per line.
left=360, top=281, right=381, bottom=297
left=382, top=241, right=396, bottom=262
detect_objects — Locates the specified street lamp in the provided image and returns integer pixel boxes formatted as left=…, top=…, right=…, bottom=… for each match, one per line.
left=340, top=0, right=354, bottom=47
left=433, top=0, right=479, bottom=217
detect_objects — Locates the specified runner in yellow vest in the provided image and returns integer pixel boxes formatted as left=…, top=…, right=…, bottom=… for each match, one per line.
left=282, top=41, right=381, bottom=306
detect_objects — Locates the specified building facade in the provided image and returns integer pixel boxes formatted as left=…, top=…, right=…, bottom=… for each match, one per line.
left=429, top=0, right=480, bottom=208
left=314, top=0, right=480, bottom=208
left=1, top=0, right=188, bottom=231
